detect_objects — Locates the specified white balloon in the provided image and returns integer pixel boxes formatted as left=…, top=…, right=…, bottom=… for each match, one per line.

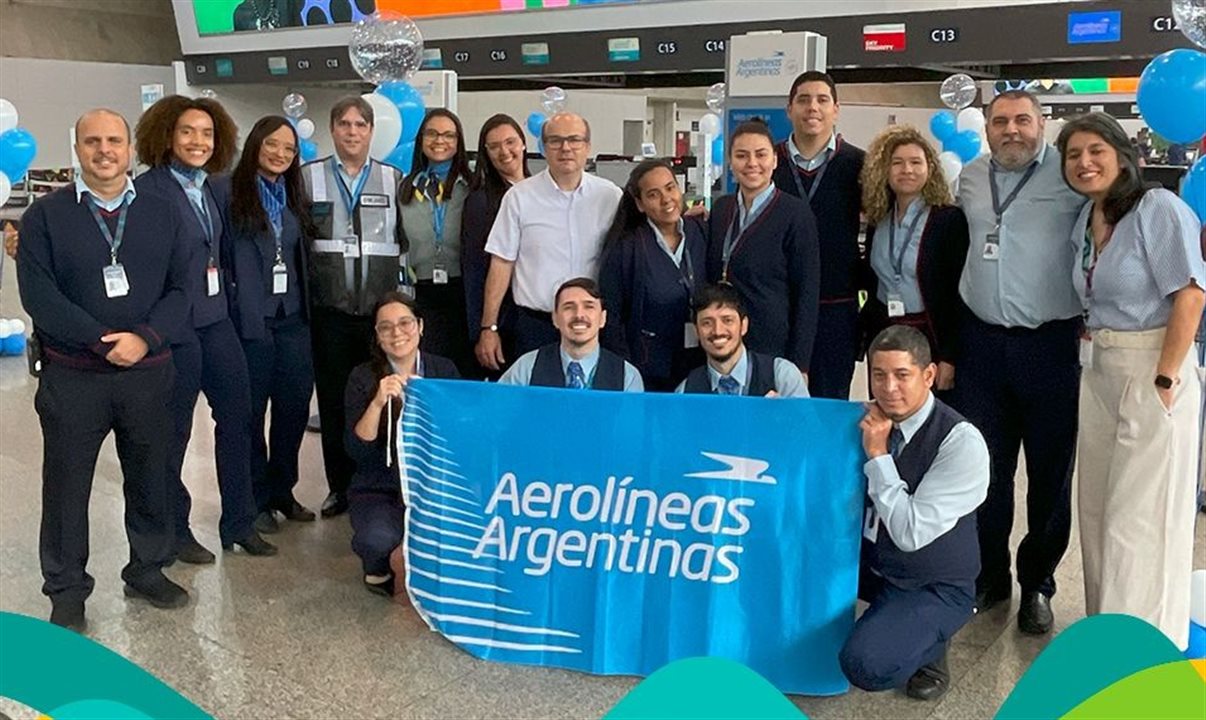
left=362, top=93, right=403, bottom=162
left=956, top=107, right=986, bottom=134
left=10, top=319, right=25, bottom=334
left=296, top=118, right=316, bottom=140
left=1191, top=569, right=1206, bottom=626
left=0, top=99, right=17, bottom=134
left=699, top=112, right=722, bottom=136
left=0, top=172, right=10, bottom=206
left=938, top=151, right=963, bottom=185
left=0, top=320, right=11, bottom=338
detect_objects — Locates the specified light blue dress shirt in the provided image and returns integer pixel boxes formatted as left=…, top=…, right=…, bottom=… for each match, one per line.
left=863, top=393, right=990, bottom=552
left=499, top=345, right=645, bottom=392
left=647, top=217, right=686, bottom=266
left=787, top=132, right=837, bottom=171
left=74, top=175, right=136, bottom=211
left=673, top=345, right=809, bottom=397
left=737, top=184, right=776, bottom=232
left=871, top=198, right=930, bottom=313
left=957, top=143, right=1087, bottom=328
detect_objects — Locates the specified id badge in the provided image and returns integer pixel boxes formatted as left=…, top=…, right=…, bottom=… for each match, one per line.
left=684, top=322, right=699, bottom=349
left=862, top=506, right=879, bottom=542
left=342, top=237, right=361, bottom=259
left=206, top=266, right=221, bottom=297
left=432, top=264, right=449, bottom=285
left=103, top=263, right=130, bottom=298
left=1079, top=336, right=1094, bottom=369
left=983, top=233, right=1001, bottom=261
left=272, top=263, right=288, bottom=295
left=887, top=294, right=906, bottom=318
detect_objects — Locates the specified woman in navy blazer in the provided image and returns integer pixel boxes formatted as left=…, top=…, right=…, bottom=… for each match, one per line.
left=134, top=96, right=274, bottom=561
left=599, top=159, right=707, bottom=391
left=859, top=125, right=969, bottom=393
left=213, top=115, right=317, bottom=534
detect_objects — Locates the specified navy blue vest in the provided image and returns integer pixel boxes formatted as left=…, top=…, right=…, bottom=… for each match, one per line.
left=530, top=344, right=626, bottom=391
left=682, top=351, right=777, bottom=396
left=865, top=399, right=980, bottom=590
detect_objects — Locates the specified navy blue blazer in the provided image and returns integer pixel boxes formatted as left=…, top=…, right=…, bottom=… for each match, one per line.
left=599, top=217, right=708, bottom=382
left=210, top=175, right=311, bottom=341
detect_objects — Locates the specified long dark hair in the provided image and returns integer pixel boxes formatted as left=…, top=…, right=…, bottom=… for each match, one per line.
left=368, top=291, right=423, bottom=457
left=602, top=159, right=677, bottom=253
left=1056, top=112, right=1149, bottom=225
left=229, top=115, right=313, bottom=236
left=398, top=108, right=470, bottom=205
left=471, top=113, right=531, bottom=214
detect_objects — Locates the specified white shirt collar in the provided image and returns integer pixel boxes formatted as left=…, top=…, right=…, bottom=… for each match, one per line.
left=787, top=132, right=837, bottom=163
left=74, top=175, right=136, bottom=209
left=706, top=345, right=749, bottom=392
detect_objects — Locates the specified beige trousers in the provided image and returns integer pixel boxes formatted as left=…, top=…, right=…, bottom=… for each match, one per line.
left=1077, top=328, right=1203, bottom=650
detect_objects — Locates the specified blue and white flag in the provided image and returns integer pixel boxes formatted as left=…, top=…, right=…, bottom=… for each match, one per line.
left=398, top=380, right=866, bottom=695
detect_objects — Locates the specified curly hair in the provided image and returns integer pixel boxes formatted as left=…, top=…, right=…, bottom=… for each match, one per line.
left=860, top=125, right=952, bottom=225
left=134, top=95, right=238, bottom=173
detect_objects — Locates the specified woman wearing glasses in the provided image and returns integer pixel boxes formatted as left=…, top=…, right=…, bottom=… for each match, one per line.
left=462, top=114, right=531, bottom=378
left=214, top=115, right=317, bottom=536
left=398, top=109, right=474, bottom=375
left=347, top=292, right=460, bottom=597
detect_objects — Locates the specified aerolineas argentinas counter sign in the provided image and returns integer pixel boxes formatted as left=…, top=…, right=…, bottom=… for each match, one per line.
left=397, top=379, right=866, bottom=695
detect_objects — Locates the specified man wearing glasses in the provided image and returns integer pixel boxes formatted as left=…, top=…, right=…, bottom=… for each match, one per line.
left=302, top=96, right=408, bottom=518
left=477, top=112, right=622, bottom=364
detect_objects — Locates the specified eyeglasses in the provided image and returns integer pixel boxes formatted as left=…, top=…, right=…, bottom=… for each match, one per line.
left=486, top=137, right=523, bottom=153
left=263, top=139, right=297, bottom=156
left=544, top=135, right=588, bottom=150
left=375, top=317, right=418, bottom=335
left=422, top=129, right=458, bottom=142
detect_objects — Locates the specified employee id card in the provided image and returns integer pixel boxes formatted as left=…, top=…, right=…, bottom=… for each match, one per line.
left=272, top=263, right=288, bottom=295
left=343, top=237, right=361, bottom=259
left=432, top=263, right=449, bottom=285
left=103, top=263, right=129, bottom=298
left=206, top=265, right=221, bottom=297
left=983, top=232, right=1001, bottom=261
left=887, top=293, right=906, bottom=318
left=684, top=322, right=699, bottom=349
left=1079, top=335, right=1093, bottom=369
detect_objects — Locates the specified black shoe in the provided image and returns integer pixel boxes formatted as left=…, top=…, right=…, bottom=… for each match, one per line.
left=974, top=584, right=1011, bottom=613
left=1018, top=591, right=1054, bottom=635
left=176, top=538, right=216, bottom=565
left=277, top=498, right=316, bottom=522
left=905, top=647, right=950, bottom=701
left=49, top=600, right=87, bottom=633
left=223, top=531, right=278, bottom=556
left=320, top=492, right=349, bottom=518
left=123, top=573, right=189, bottom=609
left=364, top=574, right=395, bottom=598
left=254, top=511, right=280, bottom=534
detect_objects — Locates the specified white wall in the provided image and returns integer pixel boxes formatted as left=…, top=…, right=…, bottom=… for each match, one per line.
left=0, top=58, right=174, bottom=168
left=455, top=90, right=649, bottom=157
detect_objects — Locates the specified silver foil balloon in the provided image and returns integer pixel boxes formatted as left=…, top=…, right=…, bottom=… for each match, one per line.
left=198, top=89, right=218, bottom=100
left=706, top=82, right=727, bottom=113
left=348, top=11, right=424, bottom=85
left=540, top=86, right=568, bottom=115
left=1173, top=0, right=1206, bottom=49
left=282, top=92, right=308, bottom=119
left=940, top=74, right=978, bottom=111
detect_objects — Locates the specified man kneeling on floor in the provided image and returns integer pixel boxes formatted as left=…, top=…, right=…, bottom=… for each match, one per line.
left=840, top=325, right=989, bottom=700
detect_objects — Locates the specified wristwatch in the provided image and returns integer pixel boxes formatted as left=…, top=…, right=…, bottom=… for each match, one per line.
left=1154, top=374, right=1176, bottom=389
left=480, top=324, right=499, bottom=333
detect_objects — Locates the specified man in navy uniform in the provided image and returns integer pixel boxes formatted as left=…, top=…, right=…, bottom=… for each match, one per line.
left=676, top=283, right=809, bottom=397
left=840, top=325, right=989, bottom=700
left=499, top=277, right=642, bottom=391
left=18, top=109, right=192, bottom=631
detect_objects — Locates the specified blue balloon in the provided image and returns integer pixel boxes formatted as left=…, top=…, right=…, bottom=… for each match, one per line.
left=0, top=127, right=38, bottom=180
left=711, top=135, right=725, bottom=160
left=1187, top=621, right=1206, bottom=660
left=385, top=142, right=414, bottom=174
left=526, top=111, right=547, bottom=142
left=947, top=129, right=981, bottom=163
left=2, top=333, right=24, bottom=356
left=376, top=81, right=426, bottom=137
left=1138, top=49, right=1206, bottom=144
left=1181, top=157, right=1206, bottom=224
left=299, top=138, right=318, bottom=163
left=930, top=111, right=957, bottom=142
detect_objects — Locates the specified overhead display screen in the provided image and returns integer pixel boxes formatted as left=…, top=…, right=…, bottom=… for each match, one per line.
left=192, top=0, right=638, bottom=35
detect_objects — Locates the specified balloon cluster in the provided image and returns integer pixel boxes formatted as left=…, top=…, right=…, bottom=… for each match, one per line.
left=0, top=98, right=38, bottom=206
left=1136, top=7, right=1206, bottom=224
left=0, top=319, right=27, bottom=357
left=928, top=74, right=984, bottom=186
left=348, top=12, right=427, bottom=172
left=526, top=87, right=568, bottom=156
left=701, top=82, right=727, bottom=176
left=282, top=92, right=320, bottom=163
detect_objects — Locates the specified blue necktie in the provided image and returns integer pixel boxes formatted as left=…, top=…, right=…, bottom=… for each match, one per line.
left=889, top=427, right=905, bottom=458
left=717, top=375, right=741, bottom=395
left=567, top=361, right=586, bottom=389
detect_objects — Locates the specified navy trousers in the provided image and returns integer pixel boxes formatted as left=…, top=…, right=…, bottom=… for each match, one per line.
left=513, top=306, right=560, bottom=359
left=951, top=314, right=1080, bottom=597
left=310, top=308, right=373, bottom=497
left=840, top=568, right=974, bottom=692
left=167, top=318, right=257, bottom=547
left=36, top=361, right=175, bottom=602
left=808, top=300, right=859, bottom=399
left=349, top=490, right=404, bottom=576
left=242, top=313, right=314, bottom=513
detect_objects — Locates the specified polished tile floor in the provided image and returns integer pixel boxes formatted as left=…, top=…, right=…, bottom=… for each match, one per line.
left=1, top=257, right=1203, bottom=720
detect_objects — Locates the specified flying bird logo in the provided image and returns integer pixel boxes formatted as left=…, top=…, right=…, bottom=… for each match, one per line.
left=685, top=452, right=778, bottom=485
